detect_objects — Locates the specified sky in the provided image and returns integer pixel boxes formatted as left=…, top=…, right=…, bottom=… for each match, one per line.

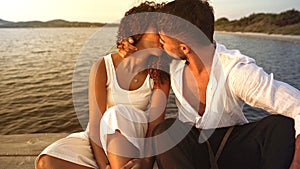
left=0, top=0, right=300, bottom=23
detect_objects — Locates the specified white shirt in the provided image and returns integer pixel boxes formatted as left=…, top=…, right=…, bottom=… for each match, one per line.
left=170, top=43, right=300, bottom=136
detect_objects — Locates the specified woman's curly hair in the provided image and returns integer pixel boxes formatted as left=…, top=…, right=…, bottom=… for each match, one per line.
left=117, top=1, right=170, bottom=85
left=117, top=1, right=165, bottom=45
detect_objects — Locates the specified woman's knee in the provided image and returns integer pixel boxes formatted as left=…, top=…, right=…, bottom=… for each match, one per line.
left=36, top=155, right=51, bottom=169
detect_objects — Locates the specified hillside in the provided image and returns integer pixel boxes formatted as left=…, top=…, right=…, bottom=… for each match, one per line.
left=0, top=19, right=11, bottom=25
left=215, top=9, right=300, bottom=35
left=0, top=19, right=110, bottom=28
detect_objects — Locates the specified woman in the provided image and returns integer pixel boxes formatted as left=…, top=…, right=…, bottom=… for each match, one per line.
left=36, top=2, right=170, bottom=169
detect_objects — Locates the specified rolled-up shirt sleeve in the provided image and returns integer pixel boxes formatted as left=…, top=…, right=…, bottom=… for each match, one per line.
left=228, top=62, right=300, bottom=136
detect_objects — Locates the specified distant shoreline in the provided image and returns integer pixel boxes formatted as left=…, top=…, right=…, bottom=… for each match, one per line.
left=0, top=24, right=119, bottom=28
left=1, top=27, right=300, bottom=42
left=215, top=31, right=300, bottom=41
left=0, top=26, right=119, bottom=29
left=0, top=18, right=120, bottom=28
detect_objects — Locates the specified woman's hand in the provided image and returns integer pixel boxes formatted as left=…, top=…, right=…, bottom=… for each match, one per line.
left=104, top=164, right=111, bottom=169
left=99, top=163, right=111, bottom=169
left=121, top=159, right=152, bottom=169
left=118, top=37, right=137, bottom=58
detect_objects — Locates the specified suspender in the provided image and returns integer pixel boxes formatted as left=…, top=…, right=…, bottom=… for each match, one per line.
left=200, top=126, right=234, bottom=169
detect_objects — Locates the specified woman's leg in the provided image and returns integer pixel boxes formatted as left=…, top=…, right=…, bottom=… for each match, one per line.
left=100, top=105, right=148, bottom=169
left=106, top=131, right=139, bottom=169
left=35, top=132, right=98, bottom=169
left=37, top=155, right=94, bottom=169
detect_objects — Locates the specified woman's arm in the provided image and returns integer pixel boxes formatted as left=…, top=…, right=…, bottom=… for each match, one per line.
left=88, top=58, right=110, bottom=169
left=122, top=79, right=171, bottom=169
left=117, top=37, right=137, bottom=58
left=146, top=79, right=171, bottom=168
left=147, top=79, right=171, bottom=138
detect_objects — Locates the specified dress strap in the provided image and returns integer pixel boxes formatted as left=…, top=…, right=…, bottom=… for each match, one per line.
left=103, top=54, right=113, bottom=86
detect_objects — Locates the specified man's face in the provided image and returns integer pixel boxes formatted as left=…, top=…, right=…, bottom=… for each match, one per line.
left=159, top=34, right=186, bottom=60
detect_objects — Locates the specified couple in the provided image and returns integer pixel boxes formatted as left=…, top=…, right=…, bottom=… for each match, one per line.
left=36, top=0, right=300, bottom=169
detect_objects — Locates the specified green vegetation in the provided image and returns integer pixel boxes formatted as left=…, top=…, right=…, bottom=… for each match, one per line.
left=215, top=9, right=300, bottom=35
left=0, top=19, right=120, bottom=28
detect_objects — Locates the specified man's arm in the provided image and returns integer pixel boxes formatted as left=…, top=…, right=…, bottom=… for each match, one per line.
left=229, top=62, right=300, bottom=131
left=229, top=62, right=300, bottom=168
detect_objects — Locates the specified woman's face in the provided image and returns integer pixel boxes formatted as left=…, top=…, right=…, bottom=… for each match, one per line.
left=139, top=27, right=160, bottom=48
left=135, top=30, right=163, bottom=57
left=137, top=33, right=161, bottom=49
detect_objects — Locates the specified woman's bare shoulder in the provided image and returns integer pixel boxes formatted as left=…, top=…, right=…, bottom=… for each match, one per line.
left=90, top=57, right=107, bottom=83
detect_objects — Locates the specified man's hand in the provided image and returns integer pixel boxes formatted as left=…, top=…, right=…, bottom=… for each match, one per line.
left=118, top=37, right=137, bottom=58
left=290, top=135, right=300, bottom=169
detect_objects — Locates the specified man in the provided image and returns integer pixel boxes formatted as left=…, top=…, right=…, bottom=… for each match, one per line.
left=120, top=0, right=300, bottom=169
left=154, top=0, right=300, bottom=169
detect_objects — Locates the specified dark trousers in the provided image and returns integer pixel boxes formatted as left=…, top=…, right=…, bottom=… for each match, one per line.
left=153, top=115, right=295, bottom=169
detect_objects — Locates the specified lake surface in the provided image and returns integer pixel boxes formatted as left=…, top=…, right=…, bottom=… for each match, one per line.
left=0, top=28, right=299, bottom=134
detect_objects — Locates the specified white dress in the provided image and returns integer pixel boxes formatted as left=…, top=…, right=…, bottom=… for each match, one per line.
left=35, top=54, right=154, bottom=168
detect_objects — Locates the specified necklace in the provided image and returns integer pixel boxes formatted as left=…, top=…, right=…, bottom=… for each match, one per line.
left=133, top=78, right=139, bottom=83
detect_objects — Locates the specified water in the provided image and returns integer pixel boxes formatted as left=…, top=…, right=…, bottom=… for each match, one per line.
left=0, top=28, right=99, bottom=134
left=0, top=28, right=299, bottom=134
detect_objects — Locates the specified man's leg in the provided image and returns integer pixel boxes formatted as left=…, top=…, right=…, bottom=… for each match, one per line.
left=152, top=118, right=211, bottom=169
left=153, top=115, right=295, bottom=169
left=152, top=118, right=238, bottom=169
left=217, top=114, right=295, bottom=169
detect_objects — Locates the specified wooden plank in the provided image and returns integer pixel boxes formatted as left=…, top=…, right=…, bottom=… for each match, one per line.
left=0, top=156, right=36, bottom=169
left=0, top=133, right=69, bottom=169
left=0, top=156, right=159, bottom=169
left=0, top=133, right=69, bottom=156
left=0, top=133, right=159, bottom=169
